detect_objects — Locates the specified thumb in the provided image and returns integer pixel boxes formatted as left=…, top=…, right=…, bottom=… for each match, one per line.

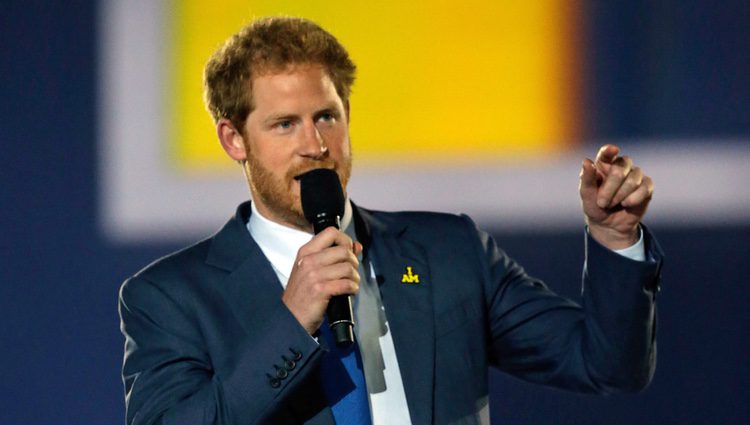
left=595, top=144, right=620, bottom=166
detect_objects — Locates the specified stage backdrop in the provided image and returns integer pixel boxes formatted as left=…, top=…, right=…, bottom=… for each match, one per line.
left=99, top=0, right=750, bottom=243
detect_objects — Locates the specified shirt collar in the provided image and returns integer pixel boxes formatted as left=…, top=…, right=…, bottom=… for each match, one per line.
left=247, top=199, right=354, bottom=286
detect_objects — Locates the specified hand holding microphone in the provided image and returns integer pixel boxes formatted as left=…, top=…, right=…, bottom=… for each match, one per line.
left=281, top=169, right=360, bottom=345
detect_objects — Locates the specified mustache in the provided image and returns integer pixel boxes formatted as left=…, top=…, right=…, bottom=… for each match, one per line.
left=289, top=160, right=338, bottom=182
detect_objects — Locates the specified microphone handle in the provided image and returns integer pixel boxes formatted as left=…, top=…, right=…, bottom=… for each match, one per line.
left=313, top=215, right=355, bottom=346
left=327, top=295, right=355, bottom=346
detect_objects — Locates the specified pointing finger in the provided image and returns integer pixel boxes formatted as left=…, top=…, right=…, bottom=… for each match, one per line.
left=579, top=158, right=598, bottom=193
left=579, top=158, right=604, bottom=218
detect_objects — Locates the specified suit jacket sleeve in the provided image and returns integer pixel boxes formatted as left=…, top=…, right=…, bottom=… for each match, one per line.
left=470, top=218, right=663, bottom=393
left=119, top=273, right=323, bottom=425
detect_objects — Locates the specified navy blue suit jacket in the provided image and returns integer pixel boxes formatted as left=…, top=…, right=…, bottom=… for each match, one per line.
left=119, top=201, right=663, bottom=424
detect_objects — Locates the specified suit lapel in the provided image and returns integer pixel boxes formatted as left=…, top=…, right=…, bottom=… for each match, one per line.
left=356, top=207, right=435, bottom=425
left=206, top=202, right=286, bottom=339
left=206, top=202, right=335, bottom=425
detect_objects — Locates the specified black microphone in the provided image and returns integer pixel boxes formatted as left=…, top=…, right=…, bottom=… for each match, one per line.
left=298, top=168, right=354, bottom=346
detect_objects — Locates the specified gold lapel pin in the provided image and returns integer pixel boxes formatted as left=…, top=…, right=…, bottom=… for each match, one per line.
left=401, top=266, right=420, bottom=284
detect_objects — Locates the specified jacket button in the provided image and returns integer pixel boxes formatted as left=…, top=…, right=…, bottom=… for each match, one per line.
left=269, top=377, right=281, bottom=388
left=275, top=367, right=288, bottom=379
left=282, top=354, right=297, bottom=370
left=289, top=348, right=303, bottom=361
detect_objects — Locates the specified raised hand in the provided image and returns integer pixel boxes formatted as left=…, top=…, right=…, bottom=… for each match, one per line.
left=579, top=144, right=654, bottom=250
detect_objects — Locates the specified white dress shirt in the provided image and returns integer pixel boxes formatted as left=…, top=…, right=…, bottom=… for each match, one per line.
left=247, top=201, right=413, bottom=424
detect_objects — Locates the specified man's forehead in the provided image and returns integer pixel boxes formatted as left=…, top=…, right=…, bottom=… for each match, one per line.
left=251, top=62, right=328, bottom=85
left=250, top=63, right=345, bottom=115
left=250, top=64, right=342, bottom=108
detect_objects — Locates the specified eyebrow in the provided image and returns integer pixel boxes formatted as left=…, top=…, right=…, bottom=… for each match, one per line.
left=263, top=114, right=297, bottom=125
left=262, top=103, right=342, bottom=125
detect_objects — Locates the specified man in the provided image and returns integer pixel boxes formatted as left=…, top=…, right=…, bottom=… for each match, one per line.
left=119, top=17, right=662, bottom=425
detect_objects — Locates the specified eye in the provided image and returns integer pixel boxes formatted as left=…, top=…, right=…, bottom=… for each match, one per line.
left=277, top=120, right=292, bottom=129
left=317, top=112, right=335, bottom=123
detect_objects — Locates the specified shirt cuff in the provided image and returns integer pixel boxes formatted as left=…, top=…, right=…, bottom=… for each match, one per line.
left=612, top=227, right=646, bottom=262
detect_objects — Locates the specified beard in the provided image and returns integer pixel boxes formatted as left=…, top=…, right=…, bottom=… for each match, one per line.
left=244, top=150, right=352, bottom=230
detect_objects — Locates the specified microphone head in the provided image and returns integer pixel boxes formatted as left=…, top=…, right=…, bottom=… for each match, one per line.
left=298, top=168, right=345, bottom=223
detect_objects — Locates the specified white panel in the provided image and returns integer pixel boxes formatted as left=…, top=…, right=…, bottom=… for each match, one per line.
left=98, top=0, right=248, bottom=243
left=349, top=142, right=750, bottom=232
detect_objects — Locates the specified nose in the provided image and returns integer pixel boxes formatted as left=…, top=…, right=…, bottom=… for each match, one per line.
left=298, top=119, right=328, bottom=159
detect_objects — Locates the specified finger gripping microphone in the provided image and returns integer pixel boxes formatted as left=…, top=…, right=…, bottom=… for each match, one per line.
left=298, top=168, right=354, bottom=346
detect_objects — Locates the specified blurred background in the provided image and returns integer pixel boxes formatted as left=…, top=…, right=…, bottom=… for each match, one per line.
left=2, top=0, right=749, bottom=424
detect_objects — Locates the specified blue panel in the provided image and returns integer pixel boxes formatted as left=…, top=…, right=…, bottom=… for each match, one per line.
left=584, top=0, right=750, bottom=139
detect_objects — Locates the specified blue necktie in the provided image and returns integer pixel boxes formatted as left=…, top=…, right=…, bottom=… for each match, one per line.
left=318, top=320, right=372, bottom=424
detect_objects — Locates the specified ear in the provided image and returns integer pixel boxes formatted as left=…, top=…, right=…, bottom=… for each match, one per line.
left=217, top=118, right=247, bottom=161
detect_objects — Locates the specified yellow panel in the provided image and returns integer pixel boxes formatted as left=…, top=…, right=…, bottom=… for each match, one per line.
left=168, top=0, right=580, bottom=171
